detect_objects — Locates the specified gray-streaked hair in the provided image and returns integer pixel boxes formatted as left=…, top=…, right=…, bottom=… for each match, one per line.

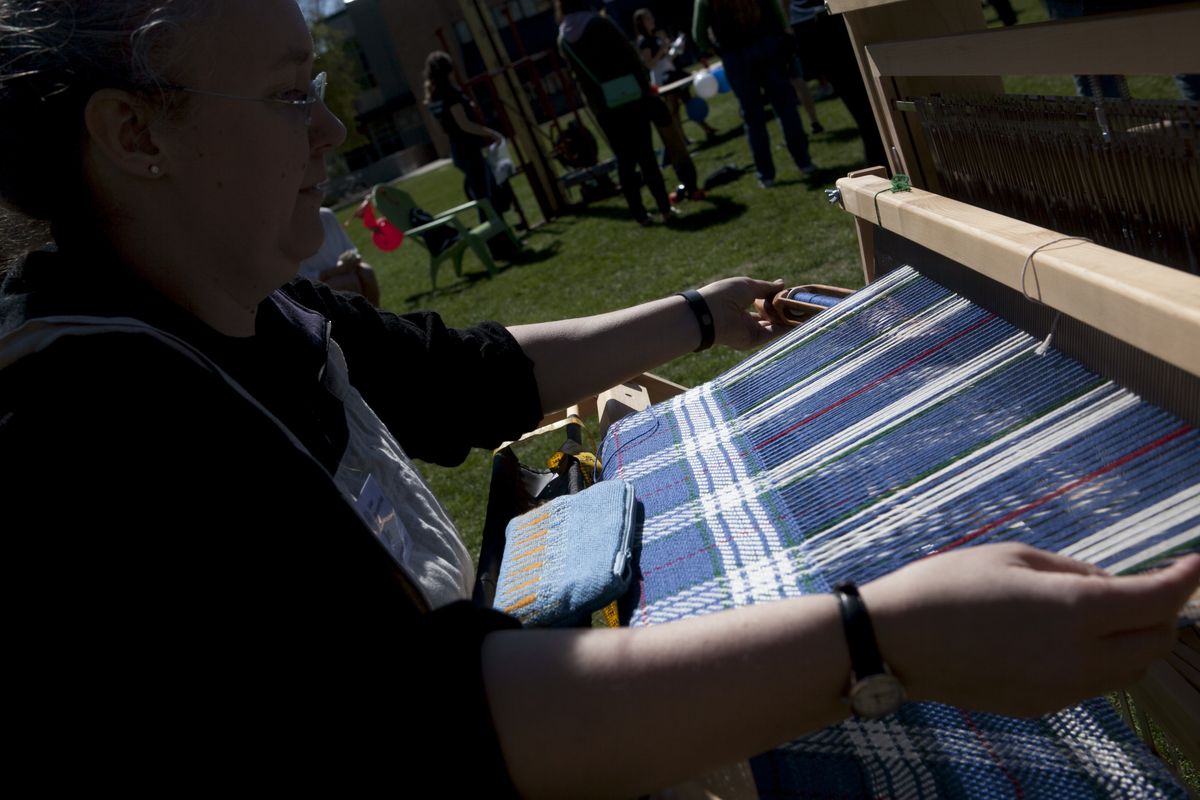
left=0, top=1, right=205, bottom=224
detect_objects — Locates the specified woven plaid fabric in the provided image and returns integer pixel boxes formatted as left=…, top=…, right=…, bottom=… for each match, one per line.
left=599, top=266, right=1198, bottom=799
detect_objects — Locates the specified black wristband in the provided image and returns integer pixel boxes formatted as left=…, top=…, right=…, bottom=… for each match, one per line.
left=677, top=289, right=715, bottom=352
left=833, top=581, right=886, bottom=679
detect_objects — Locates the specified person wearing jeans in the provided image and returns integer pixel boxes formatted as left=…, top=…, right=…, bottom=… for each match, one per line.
left=694, top=0, right=814, bottom=187
left=559, top=0, right=677, bottom=225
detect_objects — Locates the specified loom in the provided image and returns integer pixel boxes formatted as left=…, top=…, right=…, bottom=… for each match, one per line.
left=588, top=1, right=1200, bottom=797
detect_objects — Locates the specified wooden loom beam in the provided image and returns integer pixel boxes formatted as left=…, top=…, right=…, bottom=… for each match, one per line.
left=503, top=372, right=689, bottom=449
left=835, top=173, right=1200, bottom=378
left=865, top=2, right=1200, bottom=77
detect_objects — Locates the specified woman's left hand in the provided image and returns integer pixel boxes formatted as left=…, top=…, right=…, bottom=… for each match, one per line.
left=698, top=277, right=786, bottom=350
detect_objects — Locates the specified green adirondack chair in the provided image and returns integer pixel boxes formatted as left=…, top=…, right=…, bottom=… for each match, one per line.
left=371, top=184, right=522, bottom=290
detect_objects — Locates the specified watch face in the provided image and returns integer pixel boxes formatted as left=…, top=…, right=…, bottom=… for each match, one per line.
left=849, top=674, right=906, bottom=719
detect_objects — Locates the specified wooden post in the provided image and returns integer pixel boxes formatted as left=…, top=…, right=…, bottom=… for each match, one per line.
left=845, top=165, right=888, bottom=283
left=459, top=0, right=564, bottom=220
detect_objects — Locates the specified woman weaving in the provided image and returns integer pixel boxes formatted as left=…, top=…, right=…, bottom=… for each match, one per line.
left=0, top=1, right=1196, bottom=796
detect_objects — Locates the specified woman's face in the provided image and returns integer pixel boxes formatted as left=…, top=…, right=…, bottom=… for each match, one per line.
left=644, top=13, right=655, bottom=33
left=155, top=0, right=346, bottom=302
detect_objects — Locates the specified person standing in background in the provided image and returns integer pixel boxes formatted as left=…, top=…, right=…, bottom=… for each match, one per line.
left=785, top=0, right=824, bottom=134
left=634, top=8, right=718, bottom=141
left=693, top=0, right=815, bottom=188
left=786, top=0, right=889, bottom=172
left=424, top=52, right=510, bottom=217
left=558, top=0, right=679, bottom=225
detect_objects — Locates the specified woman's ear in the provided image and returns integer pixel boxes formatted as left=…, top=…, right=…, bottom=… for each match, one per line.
left=82, top=89, right=166, bottom=179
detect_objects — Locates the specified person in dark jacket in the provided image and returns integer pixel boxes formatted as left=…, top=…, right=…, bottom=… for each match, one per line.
left=557, top=0, right=679, bottom=225
left=2, top=2, right=1196, bottom=796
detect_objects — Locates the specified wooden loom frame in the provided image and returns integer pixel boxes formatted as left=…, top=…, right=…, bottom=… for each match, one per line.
left=500, top=5, right=1200, bottom=793
left=831, top=0, right=1200, bottom=777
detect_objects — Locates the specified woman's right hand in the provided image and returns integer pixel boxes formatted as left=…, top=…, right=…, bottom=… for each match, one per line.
left=861, top=543, right=1200, bottom=717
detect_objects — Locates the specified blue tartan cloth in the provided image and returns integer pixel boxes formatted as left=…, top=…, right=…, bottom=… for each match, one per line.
left=599, top=266, right=1198, bottom=799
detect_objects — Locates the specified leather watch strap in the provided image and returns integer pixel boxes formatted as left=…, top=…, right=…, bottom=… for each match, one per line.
left=833, top=580, right=886, bottom=679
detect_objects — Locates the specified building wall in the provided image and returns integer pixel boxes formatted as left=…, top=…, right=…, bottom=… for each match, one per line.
left=329, top=0, right=564, bottom=168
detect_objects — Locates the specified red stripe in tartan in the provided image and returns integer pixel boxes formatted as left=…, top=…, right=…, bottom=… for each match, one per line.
left=959, top=708, right=1026, bottom=800
left=638, top=577, right=648, bottom=626
left=614, top=425, right=625, bottom=475
left=934, top=424, right=1194, bottom=555
left=753, top=315, right=995, bottom=452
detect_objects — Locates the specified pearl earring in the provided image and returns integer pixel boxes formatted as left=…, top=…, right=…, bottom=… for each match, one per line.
left=149, top=164, right=162, bottom=176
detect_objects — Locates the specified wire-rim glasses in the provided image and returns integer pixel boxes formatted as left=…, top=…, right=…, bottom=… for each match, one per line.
left=157, top=72, right=327, bottom=125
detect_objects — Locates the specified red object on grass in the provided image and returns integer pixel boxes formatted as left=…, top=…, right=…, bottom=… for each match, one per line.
left=372, top=221, right=404, bottom=251
left=361, top=202, right=404, bottom=252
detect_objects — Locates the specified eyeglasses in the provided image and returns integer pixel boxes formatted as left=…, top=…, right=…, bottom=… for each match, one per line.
left=158, top=72, right=327, bottom=125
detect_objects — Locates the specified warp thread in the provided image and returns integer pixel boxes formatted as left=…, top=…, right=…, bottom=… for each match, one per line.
left=1019, top=236, right=1093, bottom=355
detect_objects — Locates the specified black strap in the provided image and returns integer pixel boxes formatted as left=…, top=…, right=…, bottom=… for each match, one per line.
left=677, top=289, right=715, bottom=352
left=833, top=581, right=887, bottom=679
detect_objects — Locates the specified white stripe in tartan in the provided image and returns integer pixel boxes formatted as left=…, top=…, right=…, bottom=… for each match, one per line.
left=844, top=717, right=940, bottom=799
left=1061, top=483, right=1200, bottom=569
left=1106, top=526, right=1200, bottom=575
left=799, top=386, right=1140, bottom=570
left=680, top=384, right=787, bottom=606
left=730, top=294, right=979, bottom=428
left=637, top=471, right=774, bottom=546
left=746, top=333, right=1032, bottom=491
left=638, top=543, right=814, bottom=624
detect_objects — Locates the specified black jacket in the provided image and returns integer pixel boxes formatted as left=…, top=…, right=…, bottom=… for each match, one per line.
left=0, top=246, right=539, bottom=792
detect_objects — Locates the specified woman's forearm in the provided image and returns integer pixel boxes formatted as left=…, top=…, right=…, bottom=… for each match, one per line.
left=483, top=546, right=1200, bottom=799
left=483, top=595, right=849, bottom=800
left=508, top=295, right=699, bottom=413
left=508, top=278, right=783, bottom=413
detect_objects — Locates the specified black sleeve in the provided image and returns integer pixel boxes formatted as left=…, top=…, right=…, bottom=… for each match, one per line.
left=1, top=333, right=525, bottom=792
left=409, top=602, right=524, bottom=797
left=283, top=280, right=544, bottom=466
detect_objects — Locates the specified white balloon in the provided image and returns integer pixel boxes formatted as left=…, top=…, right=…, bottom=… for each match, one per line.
left=693, top=71, right=719, bottom=99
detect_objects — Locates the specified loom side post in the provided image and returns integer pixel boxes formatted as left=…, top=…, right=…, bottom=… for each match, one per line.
left=1127, top=647, right=1200, bottom=782
left=833, top=0, right=1003, bottom=190
left=845, top=166, right=890, bottom=283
